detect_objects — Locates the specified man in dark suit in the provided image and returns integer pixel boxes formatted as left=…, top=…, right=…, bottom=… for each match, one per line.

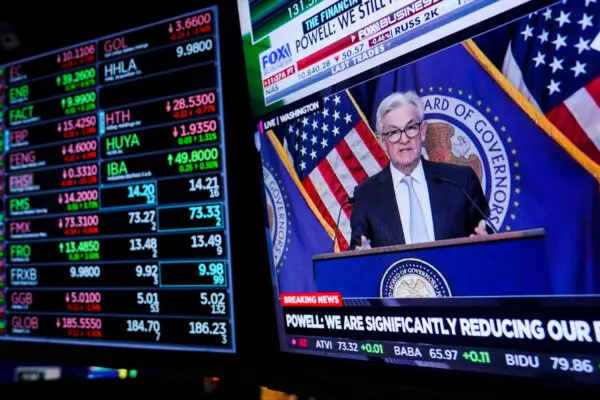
left=350, top=91, right=490, bottom=249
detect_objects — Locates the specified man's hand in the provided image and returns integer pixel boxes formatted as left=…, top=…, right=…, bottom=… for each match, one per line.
left=470, top=220, right=488, bottom=237
left=355, top=235, right=372, bottom=250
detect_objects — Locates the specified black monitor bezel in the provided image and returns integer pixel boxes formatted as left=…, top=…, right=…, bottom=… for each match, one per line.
left=236, top=0, right=600, bottom=395
left=1, top=0, right=597, bottom=395
left=0, top=1, right=280, bottom=378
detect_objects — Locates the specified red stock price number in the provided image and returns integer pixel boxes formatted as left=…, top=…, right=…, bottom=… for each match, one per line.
left=56, top=317, right=102, bottom=338
left=62, top=139, right=98, bottom=163
left=172, top=119, right=217, bottom=137
left=59, top=214, right=99, bottom=236
left=65, top=291, right=101, bottom=312
left=57, top=115, right=97, bottom=139
left=58, top=189, right=99, bottom=205
left=169, top=12, right=212, bottom=41
left=57, top=44, right=96, bottom=69
left=167, top=92, right=216, bottom=119
left=60, top=164, right=98, bottom=187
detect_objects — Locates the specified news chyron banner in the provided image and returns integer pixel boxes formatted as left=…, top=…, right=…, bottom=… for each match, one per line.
left=237, top=0, right=534, bottom=115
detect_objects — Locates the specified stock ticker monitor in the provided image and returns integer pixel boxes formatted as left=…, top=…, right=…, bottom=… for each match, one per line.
left=238, top=0, right=600, bottom=387
left=0, top=7, right=236, bottom=354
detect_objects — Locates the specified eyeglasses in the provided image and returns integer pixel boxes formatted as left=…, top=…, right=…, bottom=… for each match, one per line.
left=379, top=121, right=422, bottom=143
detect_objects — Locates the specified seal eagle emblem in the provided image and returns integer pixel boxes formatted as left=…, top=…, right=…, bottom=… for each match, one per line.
left=380, top=258, right=451, bottom=298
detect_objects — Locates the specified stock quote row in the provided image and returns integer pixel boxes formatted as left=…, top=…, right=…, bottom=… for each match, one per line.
left=290, top=335, right=600, bottom=382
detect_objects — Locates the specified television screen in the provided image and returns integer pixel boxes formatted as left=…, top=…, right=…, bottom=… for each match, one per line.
left=0, top=6, right=236, bottom=353
left=238, top=0, right=600, bottom=385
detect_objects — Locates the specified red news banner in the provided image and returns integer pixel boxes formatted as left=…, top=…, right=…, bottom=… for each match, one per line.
left=281, top=292, right=342, bottom=307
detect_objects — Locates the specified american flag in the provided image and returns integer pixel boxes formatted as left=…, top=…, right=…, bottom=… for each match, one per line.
left=283, top=91, right=388, bottom=251
left=503, top=0, right=600, bottom=165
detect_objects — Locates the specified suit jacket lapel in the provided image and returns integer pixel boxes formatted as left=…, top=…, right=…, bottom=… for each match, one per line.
left=378, top=164, right=405, bottom=245
left=422, top=160, right=447, bottom=240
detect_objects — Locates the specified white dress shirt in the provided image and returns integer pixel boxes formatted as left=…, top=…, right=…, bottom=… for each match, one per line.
left=389, top=161, right=436, bottom=244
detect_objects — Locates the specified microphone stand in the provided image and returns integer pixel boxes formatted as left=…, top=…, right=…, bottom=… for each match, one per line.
left=332, top=198, right=354, bottom=252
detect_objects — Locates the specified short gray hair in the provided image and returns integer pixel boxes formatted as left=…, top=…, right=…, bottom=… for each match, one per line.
left=375, top=91, right=425, bottom=133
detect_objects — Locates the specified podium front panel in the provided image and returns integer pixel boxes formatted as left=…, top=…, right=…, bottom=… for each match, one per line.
left=314, top=234, right=552, bottom=297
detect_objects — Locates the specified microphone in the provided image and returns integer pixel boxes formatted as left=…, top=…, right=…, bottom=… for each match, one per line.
left=433, top=177, right=497, bottom=234
left=332, top=197, right=354, bottom=252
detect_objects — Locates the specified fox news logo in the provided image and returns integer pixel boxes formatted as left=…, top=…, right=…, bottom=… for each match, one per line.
left=261, top=44, right=293, bottom=76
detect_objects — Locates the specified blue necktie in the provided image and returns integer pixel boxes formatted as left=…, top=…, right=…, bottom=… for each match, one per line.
left=403, top=176, right=429, bottom=244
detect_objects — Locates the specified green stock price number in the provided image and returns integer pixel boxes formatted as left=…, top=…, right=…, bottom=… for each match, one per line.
left=61, top=91, right=97, bottom=115
left=188, top=321, right=228, bottom=344
left=59, top=240, right=100, bottom=261
left=56, top=67, right=96, bottom=91
left=167, top=147, right=219, bottom=173
left=198, top=262, right=225, bottom=285
left=361, top=343, right=384, bottom=355
left=462, top=350, right=491, bottom=364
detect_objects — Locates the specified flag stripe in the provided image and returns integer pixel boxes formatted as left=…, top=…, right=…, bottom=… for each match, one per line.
left=338, top=218, right=352, bottom=249
left=345, top=130, right=383, bottom=176
left=302, top=174, right=350, bottom=249
left=585, top=76, right=600, bottom=108
left=546, top=103, right=600, bottom=165
left=336, top=138, right=369, bottom=185
left=355, top=120, right=389, bottom=169
left=501, top=45, right=541, bottom=110
left=325, top=148, right=358, bottom=198
left=302, top=177, right=334, bottom=228
left=309, top=167, right=352, bottom=247
left=317, top=158, right=352, bottom=219
left=564, top=86, right=600, bottom=151
left=309, top=167, right=346, bottom=227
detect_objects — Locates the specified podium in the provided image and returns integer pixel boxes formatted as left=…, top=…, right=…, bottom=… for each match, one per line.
left=313, top=229, right=552, bottom=297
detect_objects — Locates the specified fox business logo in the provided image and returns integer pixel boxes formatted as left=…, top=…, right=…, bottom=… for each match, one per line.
left=380, top=258, right=451, bottom=298
left=260, top=43, right=293, bottom=76
left=358, top=0, right=443, bottom=41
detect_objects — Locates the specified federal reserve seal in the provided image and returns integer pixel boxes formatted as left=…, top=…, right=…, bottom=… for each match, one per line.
left=263, top=164, right=290, bottom=272
left=420, top=88, right=521, bottom=232
left=380, top=258, right=451, bottom=298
